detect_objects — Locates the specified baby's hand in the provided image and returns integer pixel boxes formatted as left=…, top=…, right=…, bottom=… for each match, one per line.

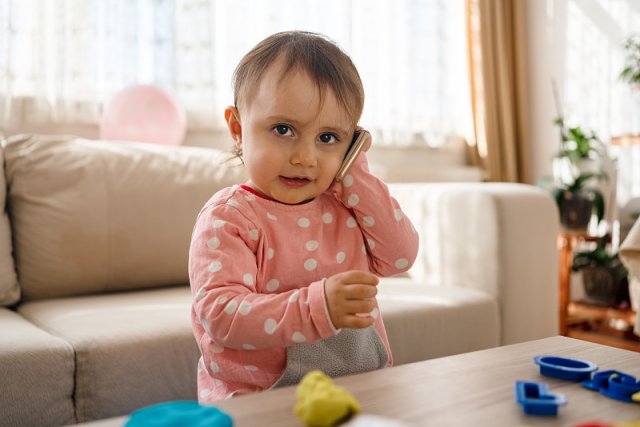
left=324, top=271, right=379, bottom=329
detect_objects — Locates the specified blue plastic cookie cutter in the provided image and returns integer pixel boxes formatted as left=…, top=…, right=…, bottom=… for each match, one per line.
left=125, top=400, right=233, bottom=427
left=582, top=370, right=640, bottom=403
left=515, top=381, right=567, bottom=415
left=533, top=355, right=598, bottom=381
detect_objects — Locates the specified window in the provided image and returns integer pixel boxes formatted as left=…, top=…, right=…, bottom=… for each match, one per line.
left=0, top=0, right=473, bottom=147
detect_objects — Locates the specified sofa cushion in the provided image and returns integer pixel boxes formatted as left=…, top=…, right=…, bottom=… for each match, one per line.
left=377, top=278, right=500, bottom=365
left=17, top=285, right=198, bottom=423
left=0, top=147, right=20, bottom=306
left=0, top=307, right=75, bottom=426
left=4, top=134, right=246, bottom=300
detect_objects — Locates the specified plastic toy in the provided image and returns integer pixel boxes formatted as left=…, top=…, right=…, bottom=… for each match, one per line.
left=124, top=400, right=232, bottom=427
left=515, top=380, right=567, bottom=415
left=294, top=370, right=361, bottom=427
left=582, top=370, right=640, bottom=403
left=533, top=355, right=598, bottom=381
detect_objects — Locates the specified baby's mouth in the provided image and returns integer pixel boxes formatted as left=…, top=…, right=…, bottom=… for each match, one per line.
left=279, top=176, right=311, bottom=187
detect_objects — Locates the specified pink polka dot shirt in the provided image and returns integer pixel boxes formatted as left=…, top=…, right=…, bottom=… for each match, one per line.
left=189, top=153, right=419, bottom=402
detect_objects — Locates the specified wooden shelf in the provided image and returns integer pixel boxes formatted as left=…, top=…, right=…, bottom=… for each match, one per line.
left=558, top=232, right=640, bottom=352
left=568, top=301, right=637, bottom=325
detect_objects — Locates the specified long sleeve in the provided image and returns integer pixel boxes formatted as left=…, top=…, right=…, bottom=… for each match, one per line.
left=330, top=152, right=419, bottom=276
left=189, top=201, right=338, bottom=351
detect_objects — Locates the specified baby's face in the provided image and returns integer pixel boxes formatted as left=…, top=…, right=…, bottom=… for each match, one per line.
left=235, top=60, right=354, bottom=205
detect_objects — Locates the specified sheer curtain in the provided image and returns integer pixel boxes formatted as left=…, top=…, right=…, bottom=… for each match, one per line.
left=0, top=0, right=473, bottom=147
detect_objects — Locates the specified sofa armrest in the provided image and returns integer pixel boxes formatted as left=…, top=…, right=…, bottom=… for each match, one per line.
left=388, top=182, right=559, bottom=345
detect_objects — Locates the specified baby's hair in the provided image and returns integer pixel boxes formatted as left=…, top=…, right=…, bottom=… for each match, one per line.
left=232, top=30, right=365, bottom=128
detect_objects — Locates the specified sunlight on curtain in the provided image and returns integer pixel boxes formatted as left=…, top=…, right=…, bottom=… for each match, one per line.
left=0, top=0, right=473, bottom=147
left=562, top=0, right=640, bottom=140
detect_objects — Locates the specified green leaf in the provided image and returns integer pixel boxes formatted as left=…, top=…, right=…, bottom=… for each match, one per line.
left=587, top=189, right=605, bottom=224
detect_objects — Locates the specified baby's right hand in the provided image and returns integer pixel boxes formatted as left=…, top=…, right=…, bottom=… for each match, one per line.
left=324, top=271, right=379, bottom=329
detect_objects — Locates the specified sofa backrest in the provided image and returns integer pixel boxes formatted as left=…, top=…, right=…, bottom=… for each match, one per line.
left=4, top=134, right=246, bottom=301
left=0, top=146, right=20, bottom=306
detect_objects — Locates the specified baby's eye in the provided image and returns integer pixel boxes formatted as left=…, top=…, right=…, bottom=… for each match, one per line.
left=273, top=125, right=293, bottom=136
left=319, top=133, right=338, bottom=144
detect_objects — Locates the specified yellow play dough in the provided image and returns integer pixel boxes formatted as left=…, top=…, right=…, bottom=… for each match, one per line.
left=294, top=371, right=361, bottom=427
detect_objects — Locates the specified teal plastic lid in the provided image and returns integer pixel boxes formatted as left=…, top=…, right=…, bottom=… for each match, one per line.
left=125, top=401, right=233, bottom=427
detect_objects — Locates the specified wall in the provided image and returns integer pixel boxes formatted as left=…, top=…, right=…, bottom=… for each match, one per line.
left=523, top=0, right=640, bottom=184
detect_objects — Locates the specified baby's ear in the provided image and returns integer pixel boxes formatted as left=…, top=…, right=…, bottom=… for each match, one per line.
left=224, top=106, right=242, bottom=145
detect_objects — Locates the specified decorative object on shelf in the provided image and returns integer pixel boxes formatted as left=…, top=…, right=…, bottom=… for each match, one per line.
left=549, top=172, right=607, bottom=231
left=572, top=236, right=629, bottom=307
left=100, top=84, right=187, bottom=146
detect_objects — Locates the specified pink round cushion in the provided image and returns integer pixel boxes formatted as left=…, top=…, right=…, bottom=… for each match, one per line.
left=100, top=85, right=187, bottom=145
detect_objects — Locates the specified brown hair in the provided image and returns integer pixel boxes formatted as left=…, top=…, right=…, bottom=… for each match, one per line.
left=232, top=31, right=365, bottom=126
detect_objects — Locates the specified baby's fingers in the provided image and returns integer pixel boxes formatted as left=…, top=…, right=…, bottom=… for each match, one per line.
left=345, top=283, right=378, bottom=299
left=341, top=313, right=375, bottom=329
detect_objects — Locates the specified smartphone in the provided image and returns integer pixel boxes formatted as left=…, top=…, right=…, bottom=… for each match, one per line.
left=335, top=130, right=369, bottom=182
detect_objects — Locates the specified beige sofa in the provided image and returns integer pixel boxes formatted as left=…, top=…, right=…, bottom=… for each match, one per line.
left=0, top=134, right=559, bottom=427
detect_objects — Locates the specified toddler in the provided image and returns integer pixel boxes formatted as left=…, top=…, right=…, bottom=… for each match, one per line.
left=188, top=30, right=419, bottom=402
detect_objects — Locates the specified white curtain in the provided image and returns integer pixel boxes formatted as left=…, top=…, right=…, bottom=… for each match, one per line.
left=0, top=0, right=473, bottom=146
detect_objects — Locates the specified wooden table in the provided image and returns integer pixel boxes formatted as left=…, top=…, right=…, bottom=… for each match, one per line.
left=79, top=336, right=640, bottom=427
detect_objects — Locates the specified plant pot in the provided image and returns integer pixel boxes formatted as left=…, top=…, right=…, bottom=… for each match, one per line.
left=558, top=190, right=594, bottom=230
left=582, top=266, right=630, bottom=307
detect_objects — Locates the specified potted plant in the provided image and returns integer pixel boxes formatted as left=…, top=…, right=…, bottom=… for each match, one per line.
left=572, top=236, right=630, bottom=307
left=549, top=172, right=607, bottom=231
left=620, top=34, right=640, bottom=89
left=552, top=116, right=607, bottom=184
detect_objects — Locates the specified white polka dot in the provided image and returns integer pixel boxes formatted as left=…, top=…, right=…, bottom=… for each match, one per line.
left=305, top=240, right=319, bottom=251
left=210, top=343, right=224, bottom=353
left=363, top=216, right=375, bottom=227
left=347, top=193, right=359, bottom=206
left=200, top=389, right=212, bottom=398
left=216, top=296, right=228, bottom=305
left=367, top=239, right=376, bottom=250
left=304, top=258, right=317, bottom=271
left=289, top=290, right=299, bottom=303
left=266, top=279, right=280, bottom=292
left=394, top=209, right=403, bottom=221
left=207, top=237, right=220, bottom=249
left=208, top=261, right=222, bottom=273
left=267, top=212, right=277, bottom=221
left=245, top=194, right=256, bottom=201
left=244, top=365, right=258, bottom=372
left=267, top=248, right=275, bottom=259
left=248, top=229, right=259, bottom=240
left=264, top=318, right=277, bottom=334
left=297, top=217, right=311, bottom=228
left=214, top=379, right=223, bottom=387
left=343, top=175, right=354, bottom=187
left=238, top=300, right=252, bottom=315
left=210, top=361, right=220, bottom=373
left=395, top=258, right=409, bottom=269
left=224, top=300, right=238, bottom=314
left=371, top=307, right=380, bottom=319
left=362, top=244, right=367, bottom=254
left=213, top=219, right=226, bottom=228
left=243, top=273, right=255, bottom=287
left=346, top=217, right=357, bottom=228
left=336, top=252, right=346, bottom=264
left=227, top=199, right=239, bottom=207
left=197, top=362, right=204, bottom=373
left=322, top=213, right=333, bottom=224
left=195, top=288, right=206, bottom=301
left=292, top=332, right=306, bottom=343
left=242, top=344, right=256, bottom=350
